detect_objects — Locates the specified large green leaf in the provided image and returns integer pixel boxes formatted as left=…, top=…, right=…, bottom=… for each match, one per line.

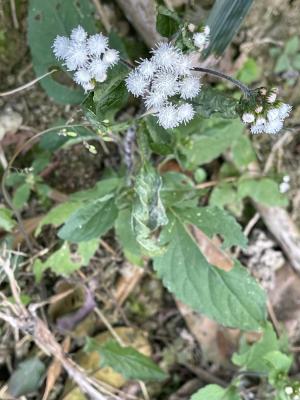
left=156, top=5, right=180, bottom=38
left=191, top=384, right=241, bottom=400
left=179, top=118, right=244, bottom=168
left=27, top=0, right=96, bottom=104
left=153, top=217, right=266, bottom=330
left=85, top=338, right=167, bottom=382
left=58, top=195, right=118, bottom=242
left=132, top=164, right=168, bottom=254
left=145, top=116, right=175, bottom=155
left=177, top=206, right=247, bottom=249
left=205, top=0, right=253, bottom=56
left=8, top=358, right=46, bottom=397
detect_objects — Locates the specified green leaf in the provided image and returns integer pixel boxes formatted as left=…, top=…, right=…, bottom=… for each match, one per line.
left=191, top=384, right=241, bottom=400
left=179, top=119, right=244, bottom=168
left=85, top=338, right=167, bottom=381
left=27, top=0, right=96, bottom=104
left=77, top=239, right=99, bottom=264
left=145, top=116, right=175, bottom=155
left=236, top=58, right=261, bottom=84
left=291, top=53, right=300, bottom=70
left=132, top=164, right=168, bottom=255
left=285, top=36, right=299, bottom=55
left=153, top=217, right=266, bottom=330
left=193, top=87, right=239, bottom=119
left=264, top=351, right=293, bottom=375
left=8, top=358, right=45, bottom=397
left=12, top=183, right=31, bottom=209
left=69, top=177, right=121, bottom=201
left=161, top=172, right=198, bottom=208
left=177, top=206, right=247, bottom=249
left=0, top=207, right=16, bottom=232
left=275, top=54, right=291, bottom=73
left=232, top=322, right=279, bottom=372
left=231, top=135, right=256, bottom=168
left=58, top=195, right=118, bottom=242
left=115, top=208, right=143, bottom=266
left=238, top=178, right=288, bottom=207
left=156, top=5, right=180, bottom=38
left=205, top=0, right=253, bottom=56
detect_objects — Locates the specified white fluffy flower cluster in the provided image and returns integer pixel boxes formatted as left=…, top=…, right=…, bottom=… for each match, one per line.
left=52, top=25, right=119, bottom=92
left=125, top=43, right=201, bottom=129
left=193, top=26, right=210, bottom=51
left=242, top=103, right=292, bottom=134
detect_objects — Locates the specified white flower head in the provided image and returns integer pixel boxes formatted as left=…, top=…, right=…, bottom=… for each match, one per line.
left=204, top=25, right=210, bottom=36
left=103, top=49, right=120, bottom=66
left=125, top=70, right=149, bottom=97
left=278, top=103, right=292, bottom=120
left=89, top=58, right=108, bottom=81
left=180, top=76, right=201, bottom=99
left=242, top=113, right=255, bottom=124
left=174, top=54, right=194, bottom=76
left=52, top=35, right=70, bottom=60
left=74, top=68, right=91, bottom=85
left=265, top=118, right=283, bottom=134
left=250, top=121, right=266, bottom=134
left=145, top=91, right=167, bottom=110
left=152, top=43, right=181, bottom=72
left=157, top=104, right=179, bottom=129
left=285, top=387, right=294, bottom=396
left=65, top=43, right=89, bottom=70
left=138, top=59, right=157, bottom=78
left=87, top=33, right=108, bottom=56
left=193, top=28, right=210, bottom=50
left=177, top=103, right=195, bottom=124
left=70, top=25, right=87, bottom=44
left=267, top=108, right=280, bottom=121
left=153, top=71, right=179, bottom=97
left=267, top=92, right=277, bottom=104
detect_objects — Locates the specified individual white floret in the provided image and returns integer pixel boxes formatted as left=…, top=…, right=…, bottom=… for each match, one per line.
left=204, top=25, right=210, bottom=36
left=193, top=32, right=209, bottom=50
left=153, top=72, right=179, bottom=97
left=125, top=70, right=149, bottom=97
left=180, top=76, right=201, bottom=99
left=82, top=81, right=95, bottom=92
left=267, top=108, right=280, bottom=121
left=65, top=43, right=89, bottom=70
left=157, top=104, right=179, bottom=129
left=242, top=113, right=255, bottom=124
left=177, top=103, right=195, bottom=124
left=103, top=49, right=120, bottom=66
left=265, top=118, right=283, bottom=134
left=174, top=54, right=194, bottom=76
left=89, top=58, right=108, bottom=80
left=278, top=103, right=292, bottom=120
left=144, top=91, right=167, bottom=110
left=152, top=43, right=181, bottom=71
left=52, top=35, right=70, bottom=60
left=250, top=123, right=265, bottom=134
left=138, top=59, right=157, bottom=78
left=74, top=68, right=92, bottom=86
left=87, top=33, right=108, bottom=56
left=70, top=25, right=87, bottom=43
left=267, top=91, right=277, bottom=104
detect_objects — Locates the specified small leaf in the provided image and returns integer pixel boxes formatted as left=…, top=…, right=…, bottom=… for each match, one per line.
left=154, top=217, right=266, bottom=330
left=115, top=208, right=143, bottom=266
left=177, top=206, right=247, bottom=249
left=132, top=163, right=168, bottom=254
left=236, top=58, right=261, bottom=84
left=85, top=338, right=167, bottom=382
left=145, top=116, right=175, bottom=155
left=238, top=178, right=288, bottom=207
left=191, top=384, right=241, bottom=400
left=0, top=207, right=16, bottom=232
left=275, top=54, right=291, bottom=73
left=58, top=195, right=118, bottom=242
left=12, top=183, right=31, bottom=209
left=8, top=357, right=46, bottom=397
left=285, top=36, right=299, bottom=55
left=291, top=53, right=300, bottom=70
left=156, top=5, right=180, bottom=38
left=263, top=351, right=293, bottom=375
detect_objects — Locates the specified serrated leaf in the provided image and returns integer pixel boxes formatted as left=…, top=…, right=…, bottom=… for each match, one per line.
left=132, top=164, right=168, bottom=255
left=238, top=178, right=288, bottom=207
left=161, top=172, right=198, bottom=208
left=0, top=207, right=16, bottom=232
left=28, top=0, right=96, bottom=104
left=115, top=208, right=143, bottom=266
left=232, top=322, right=279, bottom=372
left=154, top=217, right=266, bottom=330
left=58, top=195, right=118, bottom=242
left=8, top=358, right=46, bottom=397
left=191, top=384, right=241, bottom=400
left=177, top=206, right=247, bottom=249
left=210, top=183, right=243, bottom=216
left=193, top=87, right=239, bottom=119
left=85, top=338, right=167, bottom=381
left=156, top=5, right=180, bottom=38
left=205, top=0, right=253, bottom=56
left=12, top=183, right=31, bottom=209
left=179, top=119, right=244, bottom=168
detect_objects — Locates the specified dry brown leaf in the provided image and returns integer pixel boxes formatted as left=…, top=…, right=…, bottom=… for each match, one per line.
left=12, top=215, right=43, bottom=248
left=114, top=262, right=145, bottom=306
left=192, top=226, right=234, bottom=272
left=42, top=336, right=71, bottom=400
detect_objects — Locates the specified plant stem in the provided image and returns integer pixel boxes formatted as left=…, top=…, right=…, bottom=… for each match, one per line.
left=193, top=66, right=252, bottom=96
